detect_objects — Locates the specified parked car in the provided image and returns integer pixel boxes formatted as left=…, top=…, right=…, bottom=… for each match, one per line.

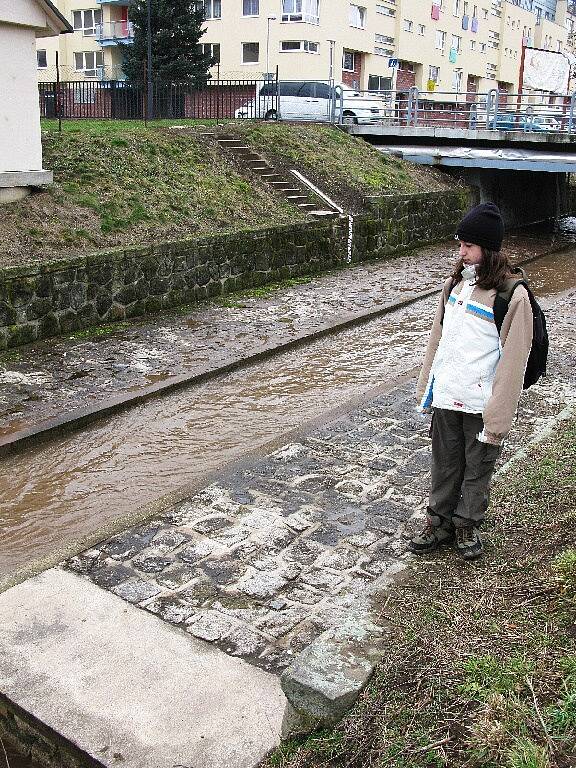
left=234, top=81, right=393, bottom=123
left=492, top=112, right=562, bottom=132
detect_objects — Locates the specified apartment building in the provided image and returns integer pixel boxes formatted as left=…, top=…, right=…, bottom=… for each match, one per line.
left=37, top=0, right=132, bottom=80
left=37, top=0, right=572, bottom=97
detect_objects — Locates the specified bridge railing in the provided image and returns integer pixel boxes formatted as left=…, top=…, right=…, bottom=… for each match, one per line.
left=337, top=87, right=576, bottom=135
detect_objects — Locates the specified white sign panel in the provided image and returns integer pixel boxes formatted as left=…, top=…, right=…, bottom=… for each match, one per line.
left=523, top=48, right=570, bottom=94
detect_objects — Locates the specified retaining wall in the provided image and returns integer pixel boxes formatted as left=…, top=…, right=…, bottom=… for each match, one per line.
left=0, top=189, right=469, bottom=350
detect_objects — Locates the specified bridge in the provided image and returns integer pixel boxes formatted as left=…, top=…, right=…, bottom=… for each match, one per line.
left=341, top=87, right=576, bottom=227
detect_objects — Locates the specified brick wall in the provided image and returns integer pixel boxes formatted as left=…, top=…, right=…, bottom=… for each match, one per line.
left=341, top=51, right=363, bottom=89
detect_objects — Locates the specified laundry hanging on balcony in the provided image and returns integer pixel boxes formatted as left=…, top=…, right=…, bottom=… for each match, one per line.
left=471, top=16, right=479, bottom=32
left=462, top=14, right=469, bottom=30
left=449, top=47, right=458, bottom=63
left=431, top=3, right=440, bottom=20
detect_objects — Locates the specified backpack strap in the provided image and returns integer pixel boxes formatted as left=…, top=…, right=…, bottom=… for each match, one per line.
left=493, top=270, right=527, bottom=334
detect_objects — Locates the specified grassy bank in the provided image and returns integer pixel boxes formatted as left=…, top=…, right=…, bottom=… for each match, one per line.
left=267, top=417, right=576, bottom=768
left=1, top=121, right=457, bottom=268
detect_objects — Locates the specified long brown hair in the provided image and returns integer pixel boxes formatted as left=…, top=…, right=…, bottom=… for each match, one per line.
left=451, top=248, right=514, bottom=291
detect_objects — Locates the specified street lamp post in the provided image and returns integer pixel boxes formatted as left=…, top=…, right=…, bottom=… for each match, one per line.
left=266, top=15, right=277, bottom=80
left=146, top=0, right=153, bottom=120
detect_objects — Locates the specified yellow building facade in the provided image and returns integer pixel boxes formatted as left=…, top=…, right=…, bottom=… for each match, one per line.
left=37, top=0, right=573, bottom=97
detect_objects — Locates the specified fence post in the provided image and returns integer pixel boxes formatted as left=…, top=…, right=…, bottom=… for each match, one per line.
left=338, top=86, right=344, bottom=125
left=407, top=86, right=419, bottom=126
left=487, top=88, right=498, bottom=129
left=568, top=91, right=576, bottom=136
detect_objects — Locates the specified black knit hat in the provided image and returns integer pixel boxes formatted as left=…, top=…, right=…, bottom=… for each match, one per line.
left=456, top=203, right=504, bottom=251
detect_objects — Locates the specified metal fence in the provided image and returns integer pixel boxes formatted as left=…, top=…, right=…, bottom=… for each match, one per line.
left=38, top=78, right=278, bottom=121
left=336, top=86, right=576, bottom=134
left=38, top=78, right=576, bottom=135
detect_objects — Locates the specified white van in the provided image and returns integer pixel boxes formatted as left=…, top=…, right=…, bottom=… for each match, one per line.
left=234, top=81, right=392, bottom=124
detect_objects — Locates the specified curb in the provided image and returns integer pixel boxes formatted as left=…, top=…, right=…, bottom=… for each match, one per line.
left=0, top=287, right=439, bottom=457
left=0, top=243, right=569, bottom=458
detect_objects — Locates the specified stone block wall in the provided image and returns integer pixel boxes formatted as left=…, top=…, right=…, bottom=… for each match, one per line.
left=0, top=189, right=469, bottom=350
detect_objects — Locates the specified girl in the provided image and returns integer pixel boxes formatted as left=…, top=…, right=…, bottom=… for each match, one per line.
left=410, top=202, right=533, bottom=560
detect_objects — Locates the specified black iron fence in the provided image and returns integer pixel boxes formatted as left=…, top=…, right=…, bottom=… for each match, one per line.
left=38, top=78, right=279, bottom=121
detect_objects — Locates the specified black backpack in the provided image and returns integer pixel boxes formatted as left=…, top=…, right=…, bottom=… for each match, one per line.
left=493, top=275, right=548, bottom=390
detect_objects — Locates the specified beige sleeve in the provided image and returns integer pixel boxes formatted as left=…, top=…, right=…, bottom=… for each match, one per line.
left=482, top=285, right=533, bottom=442
left=415, top=277, right=454, bottom=401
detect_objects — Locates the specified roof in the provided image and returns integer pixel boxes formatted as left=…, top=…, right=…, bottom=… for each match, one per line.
left=35, top=0, right=73, bottom=35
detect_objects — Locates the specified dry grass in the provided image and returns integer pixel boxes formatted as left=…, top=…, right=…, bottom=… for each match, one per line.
left=265, top=418, right=576, bottom=768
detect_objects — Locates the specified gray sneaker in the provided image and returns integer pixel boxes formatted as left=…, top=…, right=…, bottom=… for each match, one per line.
left=455, top=525, right=483, bottom=560
left=408, top=522, right=454, bottom=554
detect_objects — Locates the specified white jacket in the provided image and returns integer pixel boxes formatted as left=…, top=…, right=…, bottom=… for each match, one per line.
left=419, top=278, right=501, bottom=415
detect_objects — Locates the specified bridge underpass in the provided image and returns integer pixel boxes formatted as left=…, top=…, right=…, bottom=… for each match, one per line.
left=346, top=124, right=576, bottom=228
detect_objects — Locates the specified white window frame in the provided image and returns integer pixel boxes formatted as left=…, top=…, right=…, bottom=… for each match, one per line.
left=280, top=40, right=319, bottom=53
left=418, top=23, right=426, bottom=34
left=242, top=0, right=259, bottom=17
left=281, top=0, right=320, bottom=24
left=453, top=0, right=461, bottom=16
left=451, top=34, right=461, bottom=51
left=452, top=68, right=463, bottom=91
left=403, top=18, right=413, bottom=32
left=241, top=41, right=259, bottom=63
left=200, top=0, right=222, bottom=20
left=74, top=50, right=104, bottom=77
left=376, top=4, right=395, bottom=17
left=201, top=42, right=221, bottom=62
left=37, top=49, right=48, bottom=69
left=349, top=4, right=367, bottom=29
left=72, top=8, right=102, bottom=36
left=435, top=30, right=446, bottom=52
left=342, top=49, right=357, bottom=72
left=429, top=65, right=440, bottom=83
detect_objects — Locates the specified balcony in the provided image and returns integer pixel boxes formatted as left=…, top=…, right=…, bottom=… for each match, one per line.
left=95, top=20, right=134, bottom=45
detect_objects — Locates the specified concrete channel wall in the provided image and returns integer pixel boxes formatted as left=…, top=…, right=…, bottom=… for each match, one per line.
left=0, top=189, right=470, bottom=350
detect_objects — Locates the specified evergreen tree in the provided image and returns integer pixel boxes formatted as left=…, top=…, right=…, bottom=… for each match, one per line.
left=121, top=0, right=214, bottom=84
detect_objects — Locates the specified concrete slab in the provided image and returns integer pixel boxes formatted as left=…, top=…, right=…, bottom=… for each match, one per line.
left=0, top=568, right=286, bottom=768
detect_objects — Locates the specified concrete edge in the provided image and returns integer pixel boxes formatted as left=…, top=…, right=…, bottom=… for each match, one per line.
left=1, top=242, right=568, bottom=459
left=0, top=692, right=106, bottom=768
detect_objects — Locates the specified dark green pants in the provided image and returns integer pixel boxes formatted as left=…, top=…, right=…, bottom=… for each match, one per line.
left=428, top=408, right=502, bottom=528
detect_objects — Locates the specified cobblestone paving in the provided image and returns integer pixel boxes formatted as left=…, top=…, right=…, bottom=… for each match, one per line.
left=0, top=230, right=566, bottom=434
left=65, top=289, right=576, bottom=675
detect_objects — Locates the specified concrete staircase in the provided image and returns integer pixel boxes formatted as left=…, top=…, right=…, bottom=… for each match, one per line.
left=208, top=133, right=340, bottom=219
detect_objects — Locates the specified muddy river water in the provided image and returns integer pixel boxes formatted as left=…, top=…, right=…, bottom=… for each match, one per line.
left=1, top=249, right=575, bottom=583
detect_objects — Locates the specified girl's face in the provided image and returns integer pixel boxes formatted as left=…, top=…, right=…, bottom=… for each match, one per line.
left=458, top=241, right=483, bottom=265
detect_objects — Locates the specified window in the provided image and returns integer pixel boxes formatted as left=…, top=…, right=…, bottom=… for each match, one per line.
left=375, top=33, right=395, bottom=44
left=376, top=4, right=395, bottom=16
left=403, top=18, right=413, bottom=31
left=201, top=43, right=221, bottom=62
left=342, top=50, right=357, bottom=71
left=74, top=50, right=104, bottom=77
left=418, top=23, right=426, bottom=34
left=72, top=9, right=102, bottom=36
left=243, top=0, right=259, bottom=15
left=199, top=0, right=221, bottom=19
left=350, top=5, right=367, bottom=28
left=480, top=42, right=486, bottom=52
left=368, top=74, right=392, bottom=91
left=282, top=0, right=320, bottom=24
left=470, top=39, right=476, bottom=49
left=452, top=68, right=463, bottom=91
left=435, top=30, right=446, bottom=51
left=242, top=42, right=259, bottom=63
left=453, top=0, right=461, bottom=15
left=37, top=49, right=47, bottom=68
left=280, top=40, right=319, bottom=52
left=429, top=65, right=440, bottom=83
left=451, top=34, right=461, bottom=51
